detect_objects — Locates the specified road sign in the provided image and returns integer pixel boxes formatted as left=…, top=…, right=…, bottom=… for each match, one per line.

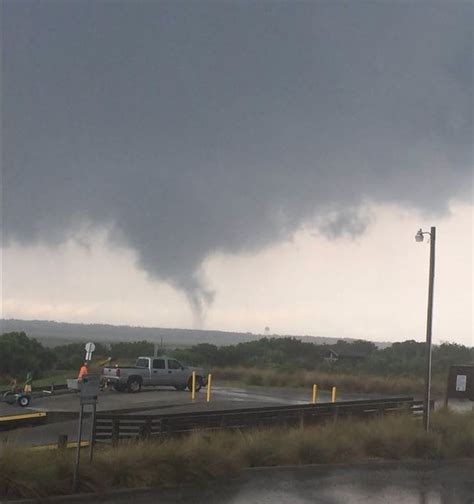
left=456, top=375, right=467, bottom=392
left=85, top=342, right=96, bottom=362
left=447, top=365, right=474, bottom=401
left=79, top=375, right=100, bottom=403
left=85, top=342, right=96, bottom=353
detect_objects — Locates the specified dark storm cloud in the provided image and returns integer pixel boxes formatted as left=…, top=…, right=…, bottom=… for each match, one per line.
left=2, top=1, right=472, bottom=312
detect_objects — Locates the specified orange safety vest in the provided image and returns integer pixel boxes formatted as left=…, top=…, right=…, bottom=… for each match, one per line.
left=78, top=366, right=88, bottom=379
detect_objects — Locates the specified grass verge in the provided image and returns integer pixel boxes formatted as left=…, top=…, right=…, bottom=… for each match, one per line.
left=211, top=366, right=445, bottom=397
left=0, top=409, right=472, bottom=500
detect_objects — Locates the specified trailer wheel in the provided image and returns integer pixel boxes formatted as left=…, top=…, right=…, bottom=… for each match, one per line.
left=18, top=395, right=31, bottom=407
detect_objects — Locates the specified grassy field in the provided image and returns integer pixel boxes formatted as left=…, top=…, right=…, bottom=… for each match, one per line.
left=0, top=409, right=472, bottom=499
left=211, top=366, right=446, bottom=397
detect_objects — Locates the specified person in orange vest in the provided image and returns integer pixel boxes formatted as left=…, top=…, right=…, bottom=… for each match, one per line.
left=78, top=362, right=89, bottom=380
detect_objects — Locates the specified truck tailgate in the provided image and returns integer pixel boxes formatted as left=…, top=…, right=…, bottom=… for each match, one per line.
left=103, top=367, right=120, bottom=377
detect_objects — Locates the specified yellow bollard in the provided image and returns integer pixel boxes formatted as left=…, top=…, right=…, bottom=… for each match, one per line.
left=191, top=371, right=196, bottom=401
left=331, top=386, right=337, bottom=403
left=206, top=373, right=212, bottom=402
left=311, top=384, right=318, bottom=404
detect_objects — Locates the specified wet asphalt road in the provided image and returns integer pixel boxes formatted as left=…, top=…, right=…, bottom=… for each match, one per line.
left=72, top=461, right=474, bottom=504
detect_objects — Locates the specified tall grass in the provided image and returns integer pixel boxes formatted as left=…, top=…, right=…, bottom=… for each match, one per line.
left=212, top=366, right=445, bottom=396
left=0, top=410, right=472, bottom=499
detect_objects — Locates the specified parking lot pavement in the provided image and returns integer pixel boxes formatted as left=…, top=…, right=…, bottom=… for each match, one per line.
left=2, top=384, right=469, bottom=448
left=25, top=382, right=397, bottom=413
left=0, top=384, right=394, bottom=446
left=0, top=402, right=34, bottom=417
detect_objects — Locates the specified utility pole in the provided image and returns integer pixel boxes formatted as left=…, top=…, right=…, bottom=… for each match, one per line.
left=416, top=226, right=436, bottom=432
left=423, top=226, right=436, bottom=432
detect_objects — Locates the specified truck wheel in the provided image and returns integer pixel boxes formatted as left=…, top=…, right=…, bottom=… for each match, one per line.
left=127, top=378, right=142, bottom=393
left=187, top=376, right=203, bottom=392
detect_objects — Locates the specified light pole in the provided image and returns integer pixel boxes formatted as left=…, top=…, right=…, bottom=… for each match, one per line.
left=415, top=226, right=436, bottom=432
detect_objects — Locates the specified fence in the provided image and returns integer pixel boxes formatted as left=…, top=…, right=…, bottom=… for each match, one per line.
left=94, top=397, right=424, bottom=445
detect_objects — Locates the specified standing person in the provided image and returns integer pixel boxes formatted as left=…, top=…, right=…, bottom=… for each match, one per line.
left=24, top=372, right=33, bottom=394
left=78, top=362, right=89, bottom=380
left=8, top=376, right=18, bottom=394
left=98, top=357, right=112, bottom=390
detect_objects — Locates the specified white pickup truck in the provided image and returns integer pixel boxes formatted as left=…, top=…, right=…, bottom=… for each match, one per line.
left=102, top=356, right=207, bottom=393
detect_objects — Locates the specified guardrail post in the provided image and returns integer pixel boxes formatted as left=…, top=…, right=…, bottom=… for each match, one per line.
left=112, top=418, right=120, bottom=446
left=206, top=374, right=212, bottom=402
left=58, top=434, right=68, bottom=450
left=140, top=418, right=152, bottom=440
left=191, top=371, right=196, bottom=401
left=311, top=384, right=318, bottom=404
left=331, top=386, right=337, bottom=403
left=299, top=410, right=305, bottom=428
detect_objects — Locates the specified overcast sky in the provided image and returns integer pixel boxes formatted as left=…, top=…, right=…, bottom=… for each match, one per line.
left=1, top=1, right=472, bottom=346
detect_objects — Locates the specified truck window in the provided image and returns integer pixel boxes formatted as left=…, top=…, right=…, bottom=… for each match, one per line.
left=168, top=359, right=182, bottom=370
left=136, top=358, right=149, bottom=368
left=153, top=359, right=165, bottom=369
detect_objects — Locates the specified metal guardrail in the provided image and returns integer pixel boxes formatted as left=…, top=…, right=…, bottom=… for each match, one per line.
left=0, top=411, right=47, bottom=430
left=31, top=440, right=90, bottom=451
left=94, top=397, right=424, bottom=445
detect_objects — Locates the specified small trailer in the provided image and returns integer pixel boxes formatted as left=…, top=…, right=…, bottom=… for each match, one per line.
left=1, top=391, right=31, bottom=407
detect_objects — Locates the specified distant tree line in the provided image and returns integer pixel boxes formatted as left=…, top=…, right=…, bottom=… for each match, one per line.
left=169, top=338, right=474, bottom=378
left=0, top=331, right=473, bottom=381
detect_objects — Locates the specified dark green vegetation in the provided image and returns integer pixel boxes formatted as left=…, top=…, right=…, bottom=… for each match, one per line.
left=1, top=332, right=472, bottom=392
left=0, top=332, right=56, bottom=381
left=171, top=338, right=473, bottom=376
left=0, top=410, right=472, bottom=499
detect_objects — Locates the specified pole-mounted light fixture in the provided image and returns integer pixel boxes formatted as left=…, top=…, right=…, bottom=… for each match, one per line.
left=415, top=229, right=424, bottom=242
